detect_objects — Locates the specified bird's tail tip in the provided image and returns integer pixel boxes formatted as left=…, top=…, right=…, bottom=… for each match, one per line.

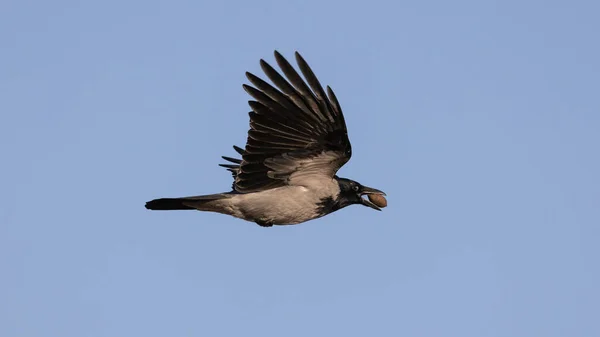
left=145, top=198, right=195, bottom=210
left=145, top=193, right=231, bottom=211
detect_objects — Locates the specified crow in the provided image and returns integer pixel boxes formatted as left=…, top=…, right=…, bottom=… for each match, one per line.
left=145, top=51, right=386, bottom=227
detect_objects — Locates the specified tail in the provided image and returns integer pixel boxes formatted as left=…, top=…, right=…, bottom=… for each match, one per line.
left=145, top=193, right=231, bottom=211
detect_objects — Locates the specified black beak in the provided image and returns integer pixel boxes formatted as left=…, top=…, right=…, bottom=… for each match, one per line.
left=359, top=186, right=386, bottom=211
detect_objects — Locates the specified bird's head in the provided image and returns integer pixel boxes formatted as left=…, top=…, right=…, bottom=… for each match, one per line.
left=334, top=177, right=386, bottom=211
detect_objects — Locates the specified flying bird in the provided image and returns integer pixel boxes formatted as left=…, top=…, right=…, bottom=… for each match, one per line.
left=145, top=51, right=386, bottom=226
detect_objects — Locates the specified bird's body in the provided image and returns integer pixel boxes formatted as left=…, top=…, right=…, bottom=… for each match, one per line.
left=146, top=51, right=386, bottom=226
left=213, top=183, right=339, bottom=225
left=147, top=164, right=343, bottom=226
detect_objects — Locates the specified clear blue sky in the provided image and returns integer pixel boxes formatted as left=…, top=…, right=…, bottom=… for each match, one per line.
left=2, top=0, right=598, bottom=336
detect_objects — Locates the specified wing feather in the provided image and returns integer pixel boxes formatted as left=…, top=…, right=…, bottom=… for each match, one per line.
left=219, top=51, right=352, bottom=193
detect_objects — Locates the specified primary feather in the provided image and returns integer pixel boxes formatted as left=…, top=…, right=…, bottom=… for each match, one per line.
left=221, top=51, right=352, bottom=194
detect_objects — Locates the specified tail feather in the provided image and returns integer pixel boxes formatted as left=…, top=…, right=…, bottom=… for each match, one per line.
left=145, top=194, right=230, bottom=211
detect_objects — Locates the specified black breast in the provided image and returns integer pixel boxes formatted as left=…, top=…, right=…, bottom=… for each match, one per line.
left=316, top=196, right=344, bottom=215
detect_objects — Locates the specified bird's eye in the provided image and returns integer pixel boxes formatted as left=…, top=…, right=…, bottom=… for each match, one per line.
left=353, top=185, right=360, bottom=192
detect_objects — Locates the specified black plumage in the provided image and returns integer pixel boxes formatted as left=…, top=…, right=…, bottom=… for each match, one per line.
left=146, top=51, right=386, bottom=226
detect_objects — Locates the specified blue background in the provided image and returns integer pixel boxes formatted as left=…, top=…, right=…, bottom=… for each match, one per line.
left=2, top=0, right=598, bottom=336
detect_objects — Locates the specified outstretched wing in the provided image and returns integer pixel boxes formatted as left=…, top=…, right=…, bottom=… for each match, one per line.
left=220, top=51, right=352, bottom=193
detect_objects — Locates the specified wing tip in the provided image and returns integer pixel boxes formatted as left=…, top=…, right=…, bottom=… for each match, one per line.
left=233, top=145, right=245, bottom=154
left=294, top=51, right=306, bottom=64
